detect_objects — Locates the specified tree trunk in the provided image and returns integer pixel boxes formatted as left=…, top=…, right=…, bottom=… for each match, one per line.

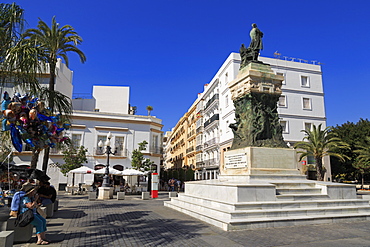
left=30, top=149, right=40, bottom=169
left=42, top=147, right=50, bottom=172
left=315, top=156, right=325, bottom=181
left=41, top=64, right=56, bottom=173
left=362, top=173, right=364, bottom=190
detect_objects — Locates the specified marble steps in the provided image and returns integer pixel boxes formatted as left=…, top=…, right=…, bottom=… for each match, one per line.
left=249, top=168, right=301, bottom=175
left=276, top=188, right=322, bottom=195
left=249, top=174, right=308, bottom=180
left=276, top=194, right=330, bottom=201
left=175, top=193, right=370, bottom=211
left=227, top=212, right=370, bottom=230
left=165, top=196, right=370, bottom=231
left=270, top=181, right=318, bottom=189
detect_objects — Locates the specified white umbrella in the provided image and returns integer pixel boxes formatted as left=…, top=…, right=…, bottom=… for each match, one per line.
left=68, top=166, right=94, bottom=174
left=121, top=168, right=145, bottom=176
left=67, top=166, right=94, bottom=187
left=94, top=167, right=122, bottom=175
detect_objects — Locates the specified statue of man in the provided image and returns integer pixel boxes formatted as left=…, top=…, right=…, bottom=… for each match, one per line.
left=249, top=23, right=263, bottom=61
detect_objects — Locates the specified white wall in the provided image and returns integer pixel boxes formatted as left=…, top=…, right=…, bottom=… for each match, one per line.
left=93, top=86, right=130, bottom=114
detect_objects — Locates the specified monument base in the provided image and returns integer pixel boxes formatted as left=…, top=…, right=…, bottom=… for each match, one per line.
left=165, top=147, right=370, bottom=231
left=98, top=187, right=114, bottom=200
left=221, top=147, right=303, bottom=181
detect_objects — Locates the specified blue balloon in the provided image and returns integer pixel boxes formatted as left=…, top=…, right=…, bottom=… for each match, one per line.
left=63, top=123, right=71, bottom=130
left=25, top=139, right=35, bottom=147
left=2, top=119, right=10, bottom=131
left=37, top=113, right=52, bottom=122
left=10, top=124, right=22, bottom=152
left=56, top=128, right=65, bottom=135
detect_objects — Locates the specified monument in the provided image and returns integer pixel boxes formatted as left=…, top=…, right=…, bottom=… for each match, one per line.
left=165, top=24, right=370, bottom=231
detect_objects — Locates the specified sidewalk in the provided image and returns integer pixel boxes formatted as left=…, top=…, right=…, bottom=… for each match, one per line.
left=13, top=192, right=370, bottom=247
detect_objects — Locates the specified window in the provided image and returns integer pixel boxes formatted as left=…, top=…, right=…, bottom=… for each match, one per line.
left=278, top=95, right=286, bottom=107
left=225, top=73, right=229, bottom=84
left=280, top=121, right=288, bottom=133
left=304, top=123, right=312, bottom=131
left=225, top=95, right=229, bottom=107
left=115, top=136, right=125, bottom=155
left=97, top=135, right=107, bottom=154
left=72, top=134, right=82, bottom=149
left=276, top=72, right=285, bottom=84
left=303, top=98, right=312, bottom=110
left=301, top=76, right=309, bottom=87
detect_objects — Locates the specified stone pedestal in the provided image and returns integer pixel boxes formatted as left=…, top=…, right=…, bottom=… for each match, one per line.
left=0, top=231, right=14, bottom=247
left=88, top=192, right=96, bottom=201
left=6, top=217, right=33, bottom=243
left=98, top=187, right=114, bottom=200
left=0, top=207, right=10, bottom=231
left=221, top=147, right=300, bottom=181
left=117, top=192, right=125, bottom=200
left=141, top=192, right=150, bottom=200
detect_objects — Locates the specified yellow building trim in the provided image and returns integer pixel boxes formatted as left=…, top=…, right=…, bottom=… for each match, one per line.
left=72, top=115, right=163, bottom=128
left=95, top=126, right=129, bottom=131
left=150, top=128, right=163, bottom=134
left=71, top=124, right=86, bottom=129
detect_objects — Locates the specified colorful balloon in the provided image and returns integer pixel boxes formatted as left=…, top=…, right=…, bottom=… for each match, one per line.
left=10, top=124, right=22, bottom=152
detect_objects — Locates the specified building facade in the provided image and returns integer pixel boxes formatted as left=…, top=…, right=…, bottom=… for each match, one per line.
left=4, top=62, right=164, bottom=188
left=165, top=53, right=330, bottom=181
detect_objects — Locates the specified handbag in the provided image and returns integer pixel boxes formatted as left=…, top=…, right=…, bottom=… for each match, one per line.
left=37, top=206, right=47, bottom=218
left=15, top=209, right=34, bottom=227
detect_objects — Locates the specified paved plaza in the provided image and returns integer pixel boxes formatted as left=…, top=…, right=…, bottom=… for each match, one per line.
left=13, top=192, right=370, bottom=247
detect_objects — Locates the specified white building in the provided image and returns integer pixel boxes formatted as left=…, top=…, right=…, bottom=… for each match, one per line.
left=193, top=53, right=330, bottom=181
left=5, top=61, right=163, bottom=189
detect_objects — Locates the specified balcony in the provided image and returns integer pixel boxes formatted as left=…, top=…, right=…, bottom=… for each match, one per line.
left=204, top=137, right=219, bottom=148
left=95, top=148, right=128, bottom=157
left=196, top=161, right=204, bottom=168
left=205, top=94, right=219, bottom=110
left=204, top=114, right=219, bottom=128
left=115, top=149, right=127, bottom=157
left=196, top=126, right=204, bottom=134
left=203, top=158, right=219, bottom=167
left=196, top=145, right=203, bottom=152
left=186, top=146, right=194, bottom=154
left=187, top=130, right=195, bottom=139
left=150, top=145, right=163, bottom=154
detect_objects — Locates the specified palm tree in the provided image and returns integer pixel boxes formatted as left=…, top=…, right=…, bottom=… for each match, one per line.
left=22, top=16, right=86, bottom=171
left=0, top=3, right=41, bottom=92
left=353, top=137, right=370, bottom=189
left=146, top=105, right=153, bottom=116
left=22, top=16, right=86, bottom=110
left=294, top=124, right=349, bottom=181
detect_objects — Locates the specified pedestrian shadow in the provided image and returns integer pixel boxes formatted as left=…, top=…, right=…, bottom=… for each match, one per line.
left=62, top=210, right=207, bottom=246
left=53, top=208, right=87, bottom=219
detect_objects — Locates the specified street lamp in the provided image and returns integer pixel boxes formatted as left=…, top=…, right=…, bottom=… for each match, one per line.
left=98, top=132, right=116, bottom=187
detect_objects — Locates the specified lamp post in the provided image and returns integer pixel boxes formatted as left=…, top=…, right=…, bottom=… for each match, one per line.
left=98, top=132, right=116, bottom=188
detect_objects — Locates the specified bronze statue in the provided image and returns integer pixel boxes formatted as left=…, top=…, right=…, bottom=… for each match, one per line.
left=239, top=23, right=264, bottom=69
left=249, top=23, right=263, bottom=60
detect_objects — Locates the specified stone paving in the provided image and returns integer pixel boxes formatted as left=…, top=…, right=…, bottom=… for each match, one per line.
left=13, top=192, right=370, bottom=247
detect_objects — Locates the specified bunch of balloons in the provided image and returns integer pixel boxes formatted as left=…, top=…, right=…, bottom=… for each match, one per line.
left=1, top=91, right=70, bottom=152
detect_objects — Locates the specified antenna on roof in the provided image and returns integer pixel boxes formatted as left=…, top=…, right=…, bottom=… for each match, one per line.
left=273, top=51, right=281, bottom=58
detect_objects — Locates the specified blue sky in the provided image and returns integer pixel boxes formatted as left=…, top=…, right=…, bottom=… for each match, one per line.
left=6, top=0, right=370, bottom=131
